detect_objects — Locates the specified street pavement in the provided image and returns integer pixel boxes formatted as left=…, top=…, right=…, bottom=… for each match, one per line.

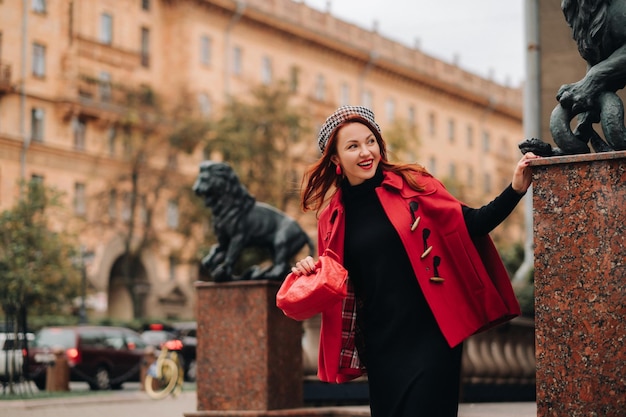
left=2, top=382, right=537, bottom=417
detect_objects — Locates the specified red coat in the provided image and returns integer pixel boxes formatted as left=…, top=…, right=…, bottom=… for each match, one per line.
left=315, top=170, right=521, bottom=383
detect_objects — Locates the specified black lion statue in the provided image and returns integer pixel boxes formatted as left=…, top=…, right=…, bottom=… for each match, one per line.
left=520, top=0, right=626, bottom=156
left=192, top=160, right=315, bottom=282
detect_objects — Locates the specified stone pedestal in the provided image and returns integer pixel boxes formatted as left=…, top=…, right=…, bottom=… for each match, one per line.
left=532, top=151, right=626, bottom=416
left=190, top=280, right=302, bottom=413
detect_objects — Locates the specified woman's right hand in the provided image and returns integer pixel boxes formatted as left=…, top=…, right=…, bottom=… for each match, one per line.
left=291, top=256, right=317, bottom=276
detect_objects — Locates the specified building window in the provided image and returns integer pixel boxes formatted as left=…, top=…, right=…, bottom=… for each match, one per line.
left=385, top=98, right=395, bottom=123
left=123, top=128, right=132, bottom=156
left=140, top=27, right=150, bottom=67
left=428, top=112, right=436, bottom=137
left=169, top=256, right=177, bottom=282
left=167, top=152, right=177, bottom=169
left=108, top=189, right=117, bottom=219
left=167, top=200, right=179, bottom=229
left=74, top=182, right=86, bottom=216
left=32, top=43, right=46, bottom=77
left=108, top=126, right=117, bottom=156
left=466, top=125, right=474, bottom=148
left=447, top=119, right=455, bottom=143
left=340, top=82, right=350, bottom=106
left=361, top=90, right=373, bottom=109
left=289, top=66, right=299, bottom=93
left=99, top=71, right=112, bottom=102
left=100, top=13, right=113, bottom=45
left=449, top=162, right=456, bottom=179
left=32, top=0, right=47, bottom=13
left=202, top=147, right=211, bottom=161
left=315, top=74, right=326, bottom=101
left=467, top=166, right=474, bottom=187
left=29, top=174, right=43, bottom=189
left=408, top=106, right=416, bottom=128
left=428, top=156, right=436, bottom=175
left=141, top=0, right=150, bottom=11
left=484, top=172, right=492, bottom=194
left=121, top=192, right=132, bottom=222
left=72, top=116, right=86, bottom=150
left=482, top=131, right=491, bottom=152
left=139, top=195, right=148, bottom=225
left=261, top=55, right=272, bottom=85
left=500, top=137, right=510, bottom=156
left=232, top=46, right=242, bottom=76
left=31, top=108, right=45, bottom=142
left=200, top=35, right=211, bottom=65
left=198, top=93, right=211, bottom=117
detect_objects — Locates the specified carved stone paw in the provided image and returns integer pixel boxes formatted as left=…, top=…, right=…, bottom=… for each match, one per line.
left=211, top=264, right=232, bottom=282
left=557, top=80, right=598, bottom=115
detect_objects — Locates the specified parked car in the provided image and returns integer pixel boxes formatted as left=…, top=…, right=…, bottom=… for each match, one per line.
left=0, top=332, right=34, bottom=382
left=140, top=329, right=177, bottom=350
left=27, top=325, right=147, bottom=391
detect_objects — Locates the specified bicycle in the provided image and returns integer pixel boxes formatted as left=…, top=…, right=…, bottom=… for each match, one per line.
left=144, top=339, right=184, bottom=399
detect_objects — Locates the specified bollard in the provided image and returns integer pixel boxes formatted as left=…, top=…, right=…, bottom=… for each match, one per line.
left=140, top=346, right=157, bottom=391
left=45, top=348, right=70, bottom=392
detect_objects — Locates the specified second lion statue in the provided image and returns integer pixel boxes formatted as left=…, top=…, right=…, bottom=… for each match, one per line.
left=193, top=160, right=315, bottom=282
left=520, top=0, right=626, bottom=156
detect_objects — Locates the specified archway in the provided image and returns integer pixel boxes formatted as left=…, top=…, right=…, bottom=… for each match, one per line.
left=108, top=254, right=150, bottom=320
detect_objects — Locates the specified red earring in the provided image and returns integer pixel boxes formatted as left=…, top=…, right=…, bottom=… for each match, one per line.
left=335, top=164, right=342, bottom=175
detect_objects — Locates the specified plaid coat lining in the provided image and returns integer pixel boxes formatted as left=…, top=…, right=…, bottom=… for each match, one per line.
left=338, top=280, right=363, bottom=372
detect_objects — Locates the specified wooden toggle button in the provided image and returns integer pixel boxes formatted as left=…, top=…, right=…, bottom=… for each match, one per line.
left=410, top=216, right=421, bottom=231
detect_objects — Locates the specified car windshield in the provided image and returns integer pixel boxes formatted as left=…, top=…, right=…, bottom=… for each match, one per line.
left=141, top=331, right=175, bottom=346
left=33, top=328, right=76, bottom=349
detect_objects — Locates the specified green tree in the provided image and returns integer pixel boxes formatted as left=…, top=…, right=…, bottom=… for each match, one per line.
left=0, top=181, right=80, bottom=318
left=0, top=180, right=80, bottom=391
left=208, top=82, right=310, bottom=210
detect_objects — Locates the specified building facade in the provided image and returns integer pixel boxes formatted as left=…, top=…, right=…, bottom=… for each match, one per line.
left=0, top=0, right=524, bottom=321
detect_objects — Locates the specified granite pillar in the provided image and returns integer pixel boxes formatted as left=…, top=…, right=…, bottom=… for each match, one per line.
left=532, top=151, right=626, bottom=416
left=190, top=280, right=303, bottom=414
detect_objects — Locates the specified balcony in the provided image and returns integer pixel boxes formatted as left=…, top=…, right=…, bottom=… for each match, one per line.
left=77, top=75, right=127, bottom=113
left=60, top=74, right=156, bottom=123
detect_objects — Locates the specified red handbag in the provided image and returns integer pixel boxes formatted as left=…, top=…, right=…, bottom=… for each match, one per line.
left=276, top=249, right=348, bottom=321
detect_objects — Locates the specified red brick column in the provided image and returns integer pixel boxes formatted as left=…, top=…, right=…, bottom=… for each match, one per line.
left=532, top=151, right=626, bottom=416
left=193, top=280, right=302, bottom=412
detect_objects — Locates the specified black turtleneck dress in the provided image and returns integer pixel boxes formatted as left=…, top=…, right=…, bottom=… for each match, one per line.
left=341, top=169, right=523, bottom=417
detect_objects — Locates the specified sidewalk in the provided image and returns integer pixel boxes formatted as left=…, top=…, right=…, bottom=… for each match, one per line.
left=2, top=389, right=536, bottom=417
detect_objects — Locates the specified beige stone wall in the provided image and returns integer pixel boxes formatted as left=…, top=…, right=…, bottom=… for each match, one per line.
left=538, top=0, right=626, bottom=146
left=0, top=0, right=525, bottom=320
left=538, top=0, right=586, bottom=145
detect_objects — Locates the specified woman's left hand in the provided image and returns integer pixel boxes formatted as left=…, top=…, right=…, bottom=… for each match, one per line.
left=512, top=152, right=540, bottom=194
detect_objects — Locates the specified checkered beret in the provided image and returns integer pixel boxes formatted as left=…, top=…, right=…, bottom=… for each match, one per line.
left=317, top=106, right=381, bottom=154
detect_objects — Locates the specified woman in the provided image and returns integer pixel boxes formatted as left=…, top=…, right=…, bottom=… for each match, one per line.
left=290, top=106, right=538, bottom=416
